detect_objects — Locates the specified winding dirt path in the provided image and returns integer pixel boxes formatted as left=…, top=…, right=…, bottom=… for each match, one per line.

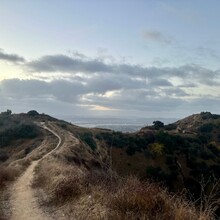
left=10, top=124, right=62, bottom=220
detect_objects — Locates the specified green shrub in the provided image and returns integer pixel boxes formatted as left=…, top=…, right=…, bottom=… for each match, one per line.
left=27, top=110, right=39, bottom=117
left=146, top=166, right=169, bottom=183
left=199, top=123, right=214, bottom=133
left=126, top=145, right=137, bottom=156
left=80, top=132, right=97, bottom=150
left=164, top=124, right=177, bottom=131
left=207, top=143, right=220, bottom=156
left=0, top=123, right=39, bottom=147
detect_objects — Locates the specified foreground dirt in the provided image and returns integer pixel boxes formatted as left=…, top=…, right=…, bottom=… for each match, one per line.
left=9, top=124, right=62, bottom=220
left=10, top=161, right=47, bottom=220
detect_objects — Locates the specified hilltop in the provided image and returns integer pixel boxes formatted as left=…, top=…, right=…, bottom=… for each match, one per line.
left=0, top=110, right=219, bottom=219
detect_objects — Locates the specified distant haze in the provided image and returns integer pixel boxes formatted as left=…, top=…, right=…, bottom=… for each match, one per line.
left=58, top=115, right=178, bottom=132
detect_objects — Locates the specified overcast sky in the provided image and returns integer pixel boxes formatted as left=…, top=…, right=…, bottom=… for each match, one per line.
left=0, top=0, right=220, bottom=119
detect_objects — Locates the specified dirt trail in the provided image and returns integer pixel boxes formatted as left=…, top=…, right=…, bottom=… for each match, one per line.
left=10, top=124, right=62, bottom=220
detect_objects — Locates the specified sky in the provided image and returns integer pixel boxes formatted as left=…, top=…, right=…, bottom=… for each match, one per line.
left=0, top=0, right=220, bottom=119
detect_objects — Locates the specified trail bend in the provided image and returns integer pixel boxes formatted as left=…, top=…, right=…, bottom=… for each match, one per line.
left=9, top=123, right=62, bottom=220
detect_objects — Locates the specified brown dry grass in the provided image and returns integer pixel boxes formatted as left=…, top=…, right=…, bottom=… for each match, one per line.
left=33, top=156, right=215, bottom=220
left=0, top=166, right=19, bottom=219
left=32, top=156, right=88, bottom=203
left=0, top=166, right=19, bottom=189
left=107, top=176, right=210, bottom=220
left=31, top=122, right=217, bottom=219
left=51, top=171, right=86, bottom=203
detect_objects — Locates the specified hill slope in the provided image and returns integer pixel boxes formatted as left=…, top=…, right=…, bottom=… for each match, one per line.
left=0, top=111, right=219, bottom=219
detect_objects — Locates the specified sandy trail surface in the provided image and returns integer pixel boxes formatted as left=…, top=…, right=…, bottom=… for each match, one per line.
left=9, top=124, right=62, bottom=220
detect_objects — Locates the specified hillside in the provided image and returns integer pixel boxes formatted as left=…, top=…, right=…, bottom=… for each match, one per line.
left=0, top=111, right=219, bottom=219
left=93, top=112, right=220, bottom=195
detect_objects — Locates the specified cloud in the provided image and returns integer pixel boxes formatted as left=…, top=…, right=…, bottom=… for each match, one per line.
left=0, top=49, right=25, bottom=63
left=0, top=78, right=85, bottom=103
left=26, top=55, right=112, bottom=73
left=1, top=50, right=220, bottom=117
left=195, top=46, right=219, bottom=60
left=142, top=31, right=172, bottom=44
left=26, top=53, right=219, bottom=88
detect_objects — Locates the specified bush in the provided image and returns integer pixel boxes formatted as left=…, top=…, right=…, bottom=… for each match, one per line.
left=0, top=166, right=18, bottom=189
left=126, top=145, right=137, bottom=156
left=207, top=143, right=220, bottom=156
left=200, top=151, right=215, bottom=160
left=51, top=173, right=85, bottom=202
left=146, top=166, right=169, bottom=183
left=80, top=132, right=97, bottom=150
left=166, top=155, right=174, bottom=165
left=164, top=124, right=177, bottom=131
left=27, top=110, right=39, bottom=116
left=149, top=142, right=164, bottom=156
left=0, top=152, right=9, bottom=162
left=108, top=176, right=206, bottom=220
left=153, top=121, right=164, bottom=130
left=0, top=109, right=12, bottom=116
left=109, top=176, right=173, bottom=219
left=0, top=123, right=39, bottom=147
left=199, top=123, right=214, bottom=133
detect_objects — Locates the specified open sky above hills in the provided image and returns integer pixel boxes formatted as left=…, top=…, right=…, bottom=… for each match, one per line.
left=0, top=0, right=220, bottom=118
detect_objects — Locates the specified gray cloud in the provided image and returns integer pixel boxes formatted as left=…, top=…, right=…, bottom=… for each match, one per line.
left=0, top=76, right=219, bottom=118
left=0, top=78, right=186, bottom=112
left=27, top=55, right=112, bottom=73
left=162, top=87, right=189, bottom=97
left=26, top=53, right=219, bottom=87
left=0, top=49, right=25, bottom=63
left=0, top=79, right=85, bottom=103
left=149, top=79, right=173, bottom=87
left=1, top=50, right=220, bottom=118
left=80, top=88, right=186, bottom=112
left=142, top=31, right=172, bottom=44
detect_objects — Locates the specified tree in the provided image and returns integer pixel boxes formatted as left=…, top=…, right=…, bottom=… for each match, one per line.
left=27, top=110, right=39, bottom=117
left=153, top=121, right=164, bottom=130
left=1, top=109, right=12, bottom=116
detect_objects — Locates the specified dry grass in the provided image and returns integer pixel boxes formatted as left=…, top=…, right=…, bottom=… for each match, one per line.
left=107, top=176, right=207, bottom=220
left=0, top=166, right=19, bottom=189
left=109, top=176, right=172, bottom=219
left=197, top=178, right=220, bottom=219
left=32, top=156, right=88, bottom=203
left=33, top=157, right=215, bottom=220
left=51, top=171, right=86, bottom=203
left=31, top=122, right=217, bottom=219
left=0, top=166, right=19, bottom=220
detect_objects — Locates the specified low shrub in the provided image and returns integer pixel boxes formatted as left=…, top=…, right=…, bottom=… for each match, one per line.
left=0, top=166, right=18, bottom=189
left=80, top=132, right=97, bottom=150
left=51, top=172, right=86, bottom=203
left=110, top=176, right=171, bottom=217
left=108, top=176, right=207, bottom=220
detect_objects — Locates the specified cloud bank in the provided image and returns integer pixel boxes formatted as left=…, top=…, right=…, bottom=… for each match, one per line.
left=0, top=49, right=219, bottom=117
left=0, top=49, right=25, bottom=63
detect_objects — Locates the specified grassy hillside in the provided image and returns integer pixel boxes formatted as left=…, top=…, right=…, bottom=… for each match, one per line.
left=0, top=111, right=219, bottom=219
left=91, top=113, right=220, bottom=198
left=32, top=120, right=217, bottom=219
